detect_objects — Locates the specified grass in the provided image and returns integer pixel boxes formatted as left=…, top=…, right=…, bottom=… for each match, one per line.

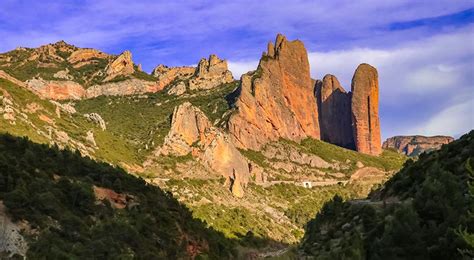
left=290, top=138, right=407, bottom=173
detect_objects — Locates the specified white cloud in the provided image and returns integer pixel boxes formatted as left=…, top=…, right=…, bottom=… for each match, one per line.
left=228, top=60, right=259, bottom=79
left=407, top=99, right=474, bottom=137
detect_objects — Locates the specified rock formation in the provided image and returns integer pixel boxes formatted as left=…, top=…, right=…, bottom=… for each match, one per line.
left=316, top=74, right=354, bottom=149
left=161, top=54, right=234, bottom=95
left=151, top=65, right=195, bottom=91
left=84, top=79, right=161, bottom=98
left=351, top=64, right=381, bottom=155
left=83, top=113, right=106, bottom=130
left=157, top=102, right=250, bottom=197
left=383, top=135, right=454, bottom=157
left=26, top=78, right=86, bottom=100
left=68, top=48, right=110, bottom=64
left=228, top=34, right=320, bottom=150
left=188, top=54, right=234, bottom=91
left=104, top=50, right=135, bottom=81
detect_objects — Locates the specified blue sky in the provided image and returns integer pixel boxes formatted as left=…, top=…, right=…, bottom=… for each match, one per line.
left=1, top=0, right=473, bottom=139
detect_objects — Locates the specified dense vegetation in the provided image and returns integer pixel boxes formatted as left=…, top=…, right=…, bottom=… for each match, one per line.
left=301, top=131, right=474, bottom=259
left=0, top=134, right=236, bottom=259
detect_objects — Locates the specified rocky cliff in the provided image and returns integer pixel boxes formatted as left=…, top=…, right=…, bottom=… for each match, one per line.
left=228, top=34, right=320, bottom=150
left=382, top=135, right=454, bottom=156
left=351, top=64, right=382, bottom=155
left=316, top=75, right=354, bottom=149
left=151, top=102, right=250, bottom=197
left=161, top=54, right=234, bottom=96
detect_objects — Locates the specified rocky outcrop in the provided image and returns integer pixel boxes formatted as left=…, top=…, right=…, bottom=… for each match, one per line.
left=68, top=48, right=110, bottom=64
left=316, top=75, right=354, bottom=149
left=228, top=34, right=320, bottom=150
left=188, top=55, right=234, bottom=91
left=161, top=55, right=234, bottom=95
left=152, top=65, right=195, bottom=91
left=383, top=135, right=454, bottom=157
left=83, top=113, right=106, bottom=130
left=26, top=78, right=85, bottom=100
left=351, top=64, right=381, bottom=155
left=85, top=78, right=161, bottom=98
left=156, top=102, right=250, bottom=197
left=104, top=51, right=135, bottom=81
left=0, top=202, right=28, bottom=258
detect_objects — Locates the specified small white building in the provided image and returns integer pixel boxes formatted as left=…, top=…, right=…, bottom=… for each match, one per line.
left=302, top=181, right=312, bottom=188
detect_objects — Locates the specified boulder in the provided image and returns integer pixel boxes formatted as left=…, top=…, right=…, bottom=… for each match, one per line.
left=351, top=64, right=381, bottom=155
left=228, top=34, right=320, bottom=150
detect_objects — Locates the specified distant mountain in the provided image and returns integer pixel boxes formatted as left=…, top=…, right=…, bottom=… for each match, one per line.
left=301, top=130, right=473, bottom=259
left=383, top=135, right=454, bottom=157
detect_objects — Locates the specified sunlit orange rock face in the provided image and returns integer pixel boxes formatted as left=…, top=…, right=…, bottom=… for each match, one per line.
left=316, top=74, right=354, bottom=149
left=26, top=78, right=85, bottom=100
left=351, top=64, right=381, bottom=155
left=229, top=34, right=320, bottom=150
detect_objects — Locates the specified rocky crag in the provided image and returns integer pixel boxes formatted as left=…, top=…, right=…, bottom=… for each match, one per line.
left=383, top=135, right=454, bottom=156
left=316, top=64, right=382, bottom=155
left=0, top=42, right=233, bottom=100
left=228, top=34, right=320, bottom=150
left=147, top=102, right=250, bottom=197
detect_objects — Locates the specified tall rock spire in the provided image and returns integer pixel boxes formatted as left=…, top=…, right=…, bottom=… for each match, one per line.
left=351, top=64, right=382, bottom=155
left=228, top=34, right=320, bottom=150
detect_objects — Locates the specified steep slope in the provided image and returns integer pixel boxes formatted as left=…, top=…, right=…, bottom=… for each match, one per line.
left=0, top=134, right=235, bottom=259
left=383, top=135, right=454, bottom=157
left=228, top=34, right=320, bottom=150
left=301, top=131, right=473, bottom=259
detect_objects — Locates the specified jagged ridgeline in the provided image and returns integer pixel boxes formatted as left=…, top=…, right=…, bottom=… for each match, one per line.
left=301, top=131, right=474, bottom=259
left=0, top=133, right=236, bottom=259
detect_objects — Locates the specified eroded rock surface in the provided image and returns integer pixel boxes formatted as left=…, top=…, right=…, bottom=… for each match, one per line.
left=154, top=102, right=250, bottom=197
left=26, top=78, right=85, bottom=100
left=383, top=135, right=454, bottom=156
left=104, top=50, right=135, bottom=81
left=228, top=34, right=320, bottom=150
left=316, top=75, right=354, bottom=149
left=351, top=64, right=381, bottom=155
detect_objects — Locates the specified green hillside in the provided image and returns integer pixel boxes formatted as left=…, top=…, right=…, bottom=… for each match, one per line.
left=301, top=131, right=474, bottom=259
left=0, top=133, right=235, bottom=259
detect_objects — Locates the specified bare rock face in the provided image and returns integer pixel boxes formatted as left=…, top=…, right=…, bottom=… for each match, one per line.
left=351, top=64, right=381, bottom=155
left=228, top=34, right=320, bottom=150
left=188, top=54, right=234, bottom=91
left=85, top=78, right=161, bottom=98
left=158, top=102, right=250, bottom=197
left=316, top=74, right=354, bottom=149
left=151, top=65, right=195, bottom=91
left=68, top=48, right=110, bottom=64
left=104, top=50, right=135, bottom=81
left=26, top=78, right=85, bottom=100
left=383, top=135, right=454, bottom=157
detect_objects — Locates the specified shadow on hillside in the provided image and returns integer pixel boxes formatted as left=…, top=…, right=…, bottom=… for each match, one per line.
left=0, top=133, right=286, bottom=259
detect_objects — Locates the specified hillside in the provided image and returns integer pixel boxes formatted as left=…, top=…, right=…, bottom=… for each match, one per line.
left=0, top=133, right=236, bottom=259
left=301, top=131, right=474, bottom=259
